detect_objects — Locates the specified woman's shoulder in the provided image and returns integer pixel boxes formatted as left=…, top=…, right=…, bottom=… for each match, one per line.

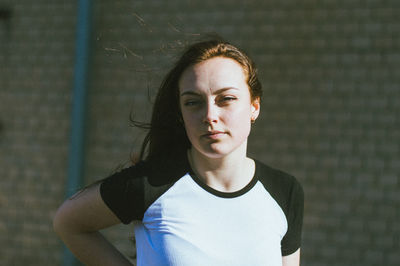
left=253, top=159, right=303, bottom=205
left=99, top=158, right=191, bottom=223
left=255, top=159, right=299, bottom=182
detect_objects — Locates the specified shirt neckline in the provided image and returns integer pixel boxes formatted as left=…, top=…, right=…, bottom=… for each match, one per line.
left=188, top=160, right=259, bottom=198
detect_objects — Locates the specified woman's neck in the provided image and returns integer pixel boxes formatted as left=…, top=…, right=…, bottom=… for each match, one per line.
left=188, top=145, right=255, bottom=193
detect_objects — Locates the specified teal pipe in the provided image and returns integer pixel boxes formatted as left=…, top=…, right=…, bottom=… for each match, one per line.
left=63, top=0, right=92, bottom=265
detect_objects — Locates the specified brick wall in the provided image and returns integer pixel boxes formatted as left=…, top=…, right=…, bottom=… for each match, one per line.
left=0, top=0, right=399, bottom=265
left=0, top=1, right=77, bottom=265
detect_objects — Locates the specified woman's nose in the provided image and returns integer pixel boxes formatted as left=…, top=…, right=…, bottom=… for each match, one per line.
left=203, top=102, right=218, bottom=124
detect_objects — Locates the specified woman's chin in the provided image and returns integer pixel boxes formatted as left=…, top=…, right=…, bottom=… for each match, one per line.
left=195, top=145, right=235, bottom=159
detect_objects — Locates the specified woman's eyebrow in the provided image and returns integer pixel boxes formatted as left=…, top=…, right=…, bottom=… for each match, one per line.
left=180, top=87, right=239, bottom=97
left=180, top=91, right=200, bottom=97
left=213, top=87, right=239, bottom=95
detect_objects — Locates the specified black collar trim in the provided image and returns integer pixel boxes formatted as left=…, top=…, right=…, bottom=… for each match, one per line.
left=188, top=161, right=259, bottom=198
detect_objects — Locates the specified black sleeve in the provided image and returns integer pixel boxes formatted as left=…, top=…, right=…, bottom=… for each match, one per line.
left=281, top=178, right=304, bottom=256
left=99, top=161, right=147, bottom=224
left=255, top=161, right=304, bottom=256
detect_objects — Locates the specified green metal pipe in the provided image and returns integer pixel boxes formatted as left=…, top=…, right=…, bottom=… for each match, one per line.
left=63, top=0, right=92, bottom=265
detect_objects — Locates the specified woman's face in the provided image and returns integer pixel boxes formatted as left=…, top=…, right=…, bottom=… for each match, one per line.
left=179, top=57, right=260, bottom=158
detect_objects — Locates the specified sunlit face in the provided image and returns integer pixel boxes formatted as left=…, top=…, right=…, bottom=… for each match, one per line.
left=179, top=57, right=260, bottom=158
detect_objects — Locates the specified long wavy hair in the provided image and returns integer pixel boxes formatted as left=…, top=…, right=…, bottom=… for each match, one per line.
left=136, top=38, right=263, bottom=180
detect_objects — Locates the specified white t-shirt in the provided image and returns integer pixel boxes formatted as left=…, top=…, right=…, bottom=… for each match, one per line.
left=100, top=159, right=304, bottom=266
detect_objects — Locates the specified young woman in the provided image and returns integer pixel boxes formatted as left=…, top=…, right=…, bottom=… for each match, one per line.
left=53, top=39, right=304, bottom=266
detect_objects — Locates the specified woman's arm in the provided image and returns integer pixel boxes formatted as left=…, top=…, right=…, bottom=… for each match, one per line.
left=282, top=248, right=300, bottom=266
left=53, top=183, right=133, bottom=266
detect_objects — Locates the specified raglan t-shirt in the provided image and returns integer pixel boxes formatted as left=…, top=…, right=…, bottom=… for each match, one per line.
left=100, top=159, right=304, bottom=266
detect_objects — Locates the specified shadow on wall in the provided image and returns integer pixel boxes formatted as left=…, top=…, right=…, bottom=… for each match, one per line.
left=0, top=6, right=12, bottom=19
left=0, top=6, right=11, bottom=140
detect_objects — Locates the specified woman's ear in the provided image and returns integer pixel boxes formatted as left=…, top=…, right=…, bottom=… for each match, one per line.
left=251, top=97, right=260, bottom=122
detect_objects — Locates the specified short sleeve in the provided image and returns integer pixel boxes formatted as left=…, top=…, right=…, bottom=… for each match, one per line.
left=280, top=179, right=304, bottom=256
left=99, top=162, right=147, bottom=224
left=253, top=160, right=305, bottom=256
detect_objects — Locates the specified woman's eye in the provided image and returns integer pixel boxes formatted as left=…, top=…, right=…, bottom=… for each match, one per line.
left=184, top=100, right=200, bottom=106
left=223, top=96, right=236, bottom=101
left=219, top=96, right=237, bottom=103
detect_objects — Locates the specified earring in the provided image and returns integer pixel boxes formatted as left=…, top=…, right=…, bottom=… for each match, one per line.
left=251, top=117, right=256, bottom=124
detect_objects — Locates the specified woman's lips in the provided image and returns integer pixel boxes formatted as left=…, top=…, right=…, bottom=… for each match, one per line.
left=203, top=131, right=226, bottom=139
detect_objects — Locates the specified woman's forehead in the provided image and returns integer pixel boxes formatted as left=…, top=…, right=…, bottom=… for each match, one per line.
left=179, top=57, right=248, bottom=94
